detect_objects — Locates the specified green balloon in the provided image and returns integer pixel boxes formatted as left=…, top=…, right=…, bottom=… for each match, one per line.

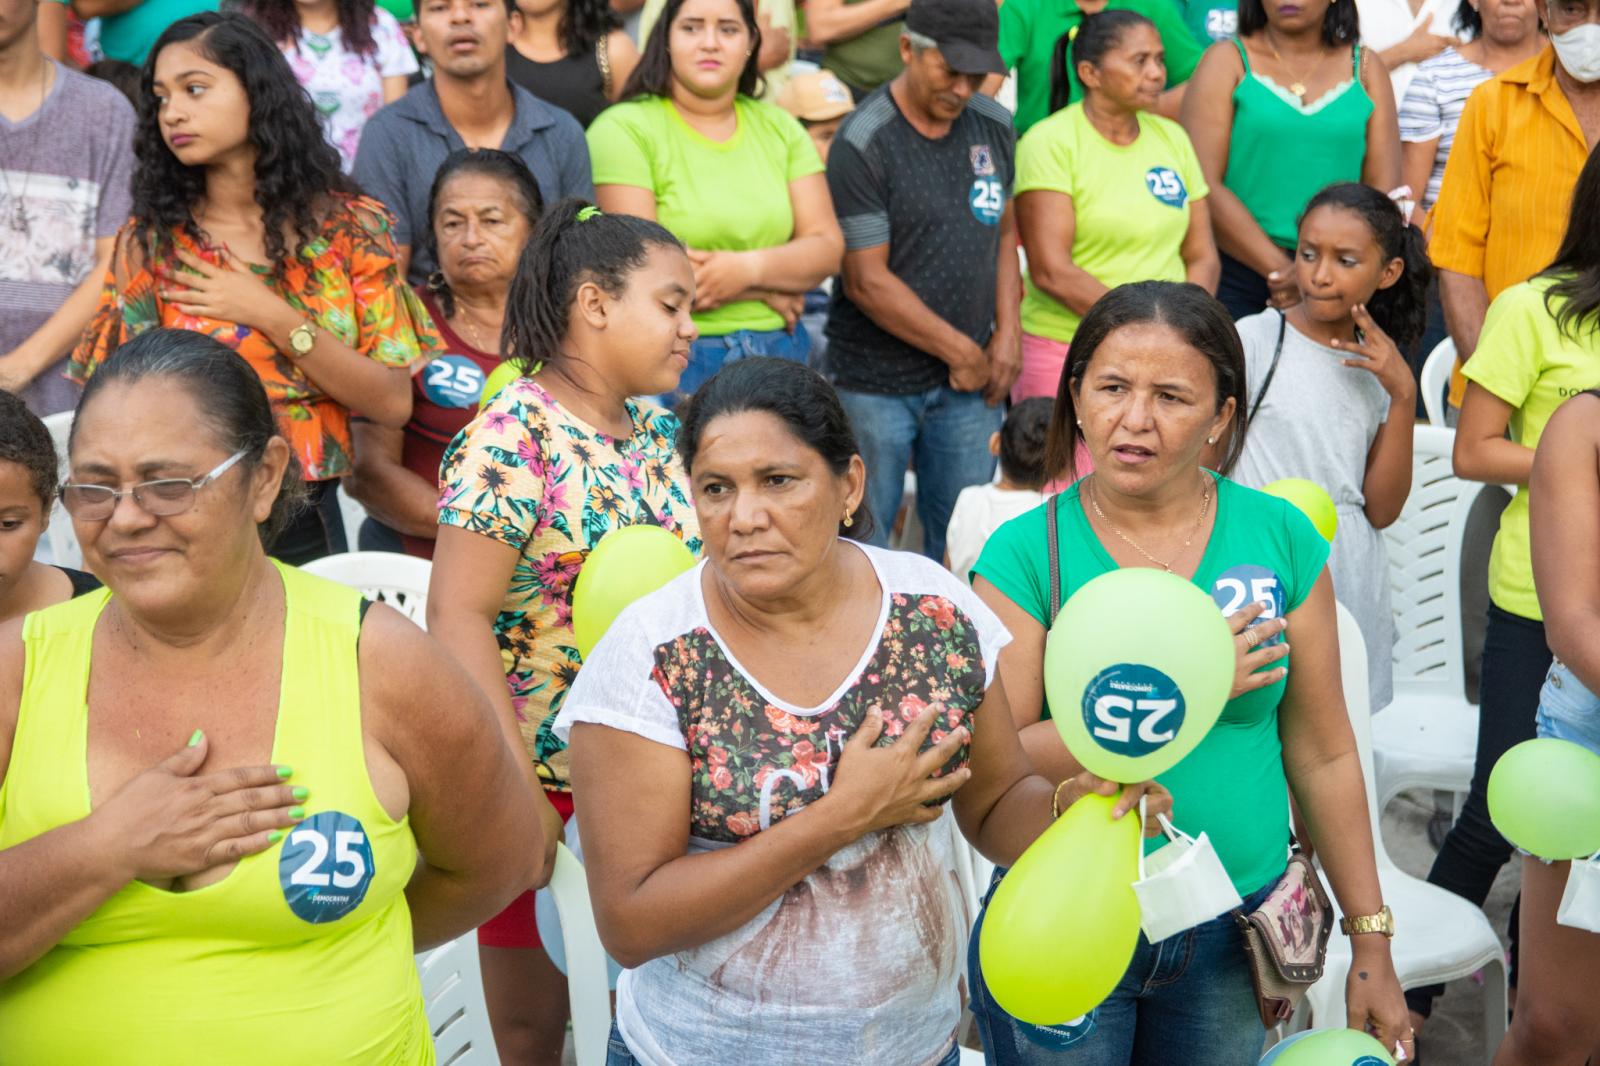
left=1272, top=1027, right=1395, bottom=1065
left=571, top=525, right=697, bottom=659
left=979, top=792, right=1142, bottom=1025
left=1261, top=478, right=1338, bottom=543
left=1046, top=568, right=1234, bottom=783
left=1488, top=738, right=1600, bottom=859
left=478, top=361, right=522, bottom=409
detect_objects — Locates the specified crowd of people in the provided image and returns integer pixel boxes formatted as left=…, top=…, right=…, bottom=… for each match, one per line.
left=0, top=0, right=1597, bottom=1057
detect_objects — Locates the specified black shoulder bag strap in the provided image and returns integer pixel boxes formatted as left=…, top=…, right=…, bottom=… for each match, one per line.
left=1249, top=310, right=1288, bottom=424
left=1045, top=491, right=1063, bottom=624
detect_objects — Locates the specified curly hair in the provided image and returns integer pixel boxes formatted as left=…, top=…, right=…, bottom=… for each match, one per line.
left=537, top=0, right=622, bottom=57
left=0, top=390, right=60, bottom=508
left=241, top=0, right=379, bottom=56
left=133, top=13, right=358, bottom=276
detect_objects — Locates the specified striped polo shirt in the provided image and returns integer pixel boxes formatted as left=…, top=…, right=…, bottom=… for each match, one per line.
left=1398, top=47, right=1495, bottom=214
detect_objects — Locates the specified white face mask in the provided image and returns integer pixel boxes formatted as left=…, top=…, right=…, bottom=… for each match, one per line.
left=1558, top=850, right=1600, bottom=933
left=1131, top=807, right=1243, bottom=944
left=1552, top=22, right=1600, bottom=83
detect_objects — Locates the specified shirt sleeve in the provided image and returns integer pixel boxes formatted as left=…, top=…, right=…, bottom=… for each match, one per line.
left=971, top=506, right=1051, bottom=627
left=1426, top=86, right=1492, bottom=279
left=1398, top=62, right=1443, bottom=142
left=826, top=127, right=889, bottom=251
left=586, top=104, right=656, bottom=189
left=1461, top=283, right=1544, bottom=409
left=69, top=222, right=156, bottom=384
left=778, top=105, right=825, bottom=180
left=95, top=96, right=136, bottom=237
left=1278, top=496, right=1332, bottom=613
left=352, top=110, right=417, bottom=250
left=998, top=0, right=1029, bottom=70
left=935, top=566, right=1014, bottom=688
left=373, top=9, right=421, bottom=77
left=1014, top=122, right=1075, bottom=196
left=343, top=199, right=442, bottom=368
left=554, top=606, right=690, bottom=751
left=437, top=395, right=548, bottom=550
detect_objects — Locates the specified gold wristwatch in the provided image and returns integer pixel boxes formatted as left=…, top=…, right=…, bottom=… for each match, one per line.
left=1340, top=905, right=1395, bottom=938
left=288, top=319, right=319, bottom=358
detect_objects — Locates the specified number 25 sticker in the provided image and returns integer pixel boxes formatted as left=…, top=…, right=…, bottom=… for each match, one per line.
left=1212, top=564, right=1286, bottom=646
left=278, top=810, right=376, bottom=924
left=1079, top=664, right=1187, bottom=758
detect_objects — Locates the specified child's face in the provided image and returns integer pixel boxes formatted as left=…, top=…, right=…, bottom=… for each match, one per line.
left=1293, top=205, right=1402, bottom=328
left=805, top=118, right=843, bottom=163
left=0, top=459, right=47, bottom=611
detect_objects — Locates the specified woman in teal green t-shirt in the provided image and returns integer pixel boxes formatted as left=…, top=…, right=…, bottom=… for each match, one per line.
left=588, top=0, right=843, bottom=405
left=1179, top=0, right=1399, bottom=321
left=966, top=281, right=1411, bottom=1065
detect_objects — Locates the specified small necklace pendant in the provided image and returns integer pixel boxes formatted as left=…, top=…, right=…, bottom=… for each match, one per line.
left=1290, top=82, right=1307, bottom=98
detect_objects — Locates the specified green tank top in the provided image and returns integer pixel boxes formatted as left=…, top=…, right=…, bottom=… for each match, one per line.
left=0, top=561, right=432, bottom=1064
left=1223, top=38, right=1373, bottom=249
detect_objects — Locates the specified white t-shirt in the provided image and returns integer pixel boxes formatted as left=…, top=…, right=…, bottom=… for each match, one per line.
left=1397, top=47, right=1494, bottom=213
left=946, top=482, right=1045, bottom=585
left=281, top=9, right=419, bottom=172
left=1354, top=0, right=1457, bottom=104
left=554, top=542, right=1011, bottom=1066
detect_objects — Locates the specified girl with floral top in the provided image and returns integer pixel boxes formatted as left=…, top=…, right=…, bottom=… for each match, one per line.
left=241, top=0, right=419, bottom=172
left=71, top=13, right=440, bottom=565
left=427, top=198, right=702, bottom=1063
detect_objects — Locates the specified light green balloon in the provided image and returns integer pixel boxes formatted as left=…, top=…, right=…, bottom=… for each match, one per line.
left=1488, top=738, right=1600, bottom=859
left=571, top=525, right=697, bottom=659
left=1046, top=568, right=1234, bottom=783
left=979, top=792, right=1142, bottom=1025
left=1261, top=478, right=1338, bottom=544
left=478, top=361, right=522, bottom=409
left=1272, top=1027, right=1395, bottom=1065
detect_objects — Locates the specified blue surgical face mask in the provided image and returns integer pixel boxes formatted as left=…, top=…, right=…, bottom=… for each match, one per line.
left=1552, top=22, right=1600, bottom=83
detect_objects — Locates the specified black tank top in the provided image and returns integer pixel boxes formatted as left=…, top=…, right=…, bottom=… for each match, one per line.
left=505, top=44, right=608, bottom=128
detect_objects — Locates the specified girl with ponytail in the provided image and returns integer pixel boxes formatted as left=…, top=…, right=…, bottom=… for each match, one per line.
left=425, top=198, right=703, bottom=1061
left=1227, top=180, right=1430, bottom=713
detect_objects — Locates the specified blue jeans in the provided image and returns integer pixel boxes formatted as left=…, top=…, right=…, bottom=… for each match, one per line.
left=1537, top=658, right=1600, bottom=754
left=968, top=871, right=1271, bottom=1066
left=669, top=323, right=811, bottom=408
left=604, top=1020, right=964, bottom=1065
left=835, top=385, right=1002, bottom=562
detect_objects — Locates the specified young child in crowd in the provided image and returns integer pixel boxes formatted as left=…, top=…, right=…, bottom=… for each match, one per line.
left=776, top=68, right=854, bottom=372
left=1231, top=181, right=1429, bottom=713
left=0, top=391, right=100, bottom=625
left=944, top=396, right=1053, bottom=583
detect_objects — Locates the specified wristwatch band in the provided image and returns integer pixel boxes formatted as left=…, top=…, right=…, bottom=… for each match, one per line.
left=1340, top=904, right=1395, bottom=938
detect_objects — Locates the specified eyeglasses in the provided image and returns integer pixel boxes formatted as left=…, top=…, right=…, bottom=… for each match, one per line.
left=59, top=450, right=249, bottom=521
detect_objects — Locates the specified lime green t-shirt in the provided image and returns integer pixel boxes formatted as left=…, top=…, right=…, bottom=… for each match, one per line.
left=587, top=95, right=823, bottom=336
left=1016, top=104, right=1209, bottom=343
left=1462, top=277, right=1600, bottom=621
left=999, top=0, right=1204, bottom=136
left=973, top=474, right=1330, bottom=896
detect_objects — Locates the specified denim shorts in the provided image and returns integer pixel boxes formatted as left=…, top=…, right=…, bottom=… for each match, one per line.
left=1536, top=659, right=1600, bottom=756
left=604, top=1020, right=963, bottom=1065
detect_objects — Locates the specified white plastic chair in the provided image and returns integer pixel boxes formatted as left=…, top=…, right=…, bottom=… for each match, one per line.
left=1374, top=426, right=1478, bottom=814
left=416, top=933, right=498, bottom=1065
left=301, top=551, right=431, bottom=629
left=1299, top=605, right=1508, bottom=1064
left=335, top=481, right=370, bottom=551
left=546, top=842, right=615, bottom=1066
left=38, top=411, right=82, bottom=569
left=1419, top=338, right=1455, bottom=427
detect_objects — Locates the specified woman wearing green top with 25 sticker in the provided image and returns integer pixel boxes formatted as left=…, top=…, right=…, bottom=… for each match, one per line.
left=587, top=0, right=843, bottom=407
left=1180, top=0, right=1400, bottom=321
left=966, top=281, right=1412, bottom=1065
left=1012, top=11, right=1218, bottom=409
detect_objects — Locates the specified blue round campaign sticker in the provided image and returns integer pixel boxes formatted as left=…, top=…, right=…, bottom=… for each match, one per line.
left=1080, top=664, right=1186, bottom=758
left=1144, top=167, right=1189, bottom=209
left=1353, top=1058, right=1389, bottom=1066
left=1211, top=564, right=1286, bottom=645
left=278, top=811, right=376, bottom=924
left=1019, top=1011, right=1096, bottom=1049
left=969, top=178, right=1004, bottom=225
left=419, top=354, right=488, bottom=409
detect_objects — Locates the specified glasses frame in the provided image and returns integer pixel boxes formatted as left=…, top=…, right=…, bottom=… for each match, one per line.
left=59, top=449, right=251, bottom=521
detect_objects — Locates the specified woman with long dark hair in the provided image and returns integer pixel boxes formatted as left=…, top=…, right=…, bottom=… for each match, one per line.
left=70, top=12, right=440, bottom=566
left=506, top=0, right=638, bottom=127
left=586, top=0, right=842, bottom=405
left=240, top=0, right=419, bottom=170
left=1180, top=0, right=1401, bottom=320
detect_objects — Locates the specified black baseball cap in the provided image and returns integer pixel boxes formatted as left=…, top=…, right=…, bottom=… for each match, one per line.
left=904, top=0, right=1005, bottom=76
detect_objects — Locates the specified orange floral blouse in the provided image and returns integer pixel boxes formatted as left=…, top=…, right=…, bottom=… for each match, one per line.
left=70, top=195, right=442, bottom=481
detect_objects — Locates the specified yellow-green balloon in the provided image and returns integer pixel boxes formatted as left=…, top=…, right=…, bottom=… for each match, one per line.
left=1261, top=478, right=1338, bottom=543
left=1488, top=738, right=1600, bottom=859
left=1046, top=568, right=1234, bottom=783
left=478, top=361, right=522, bottom=409
left=1271, top=1027, right=1395, bottom=1065
left=571, top=525, right=697, bottom=658
left=978, top=792, right=1142, bottom=1025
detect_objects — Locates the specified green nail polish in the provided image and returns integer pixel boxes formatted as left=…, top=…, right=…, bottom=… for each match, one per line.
left=187, top=729, right=203, bottom=747
left=276, top=766, right=294, bottom=778
left=267, top=830, right=283, bottom=844
left=291, top=787, right=309, bottom=802
left=289, top=806, right=306, bottom=820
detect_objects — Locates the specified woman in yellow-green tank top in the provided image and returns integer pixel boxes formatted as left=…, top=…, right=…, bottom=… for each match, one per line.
left=0, top=330, right=545, bottom=1064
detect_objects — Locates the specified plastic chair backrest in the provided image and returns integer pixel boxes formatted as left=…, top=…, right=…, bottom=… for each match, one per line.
left=1420, top=338, right=1455, bottom=427
left=1336, top=602, right=1391, bottom=871
left=1383, top=426, right=1474, bottom=703
left=416, top=933, right=497, bottom=1064
left=39, top=411, right=82, bottom=569
left=300, top=551, right=431, bottom=629
left=547, top=842, right=614, bottom=1066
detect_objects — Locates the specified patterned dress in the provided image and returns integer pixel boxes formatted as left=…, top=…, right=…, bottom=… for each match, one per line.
left=437, top=375, right=701, bottom=791
left=70, top=195, right=441, bottom=482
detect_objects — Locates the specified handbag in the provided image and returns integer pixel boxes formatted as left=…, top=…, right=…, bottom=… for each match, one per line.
left=1232, top=846, right=1334, bottom=1028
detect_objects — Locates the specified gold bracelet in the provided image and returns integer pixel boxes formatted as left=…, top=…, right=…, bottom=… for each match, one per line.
left=1051, top=779, right=1073, bottom=819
